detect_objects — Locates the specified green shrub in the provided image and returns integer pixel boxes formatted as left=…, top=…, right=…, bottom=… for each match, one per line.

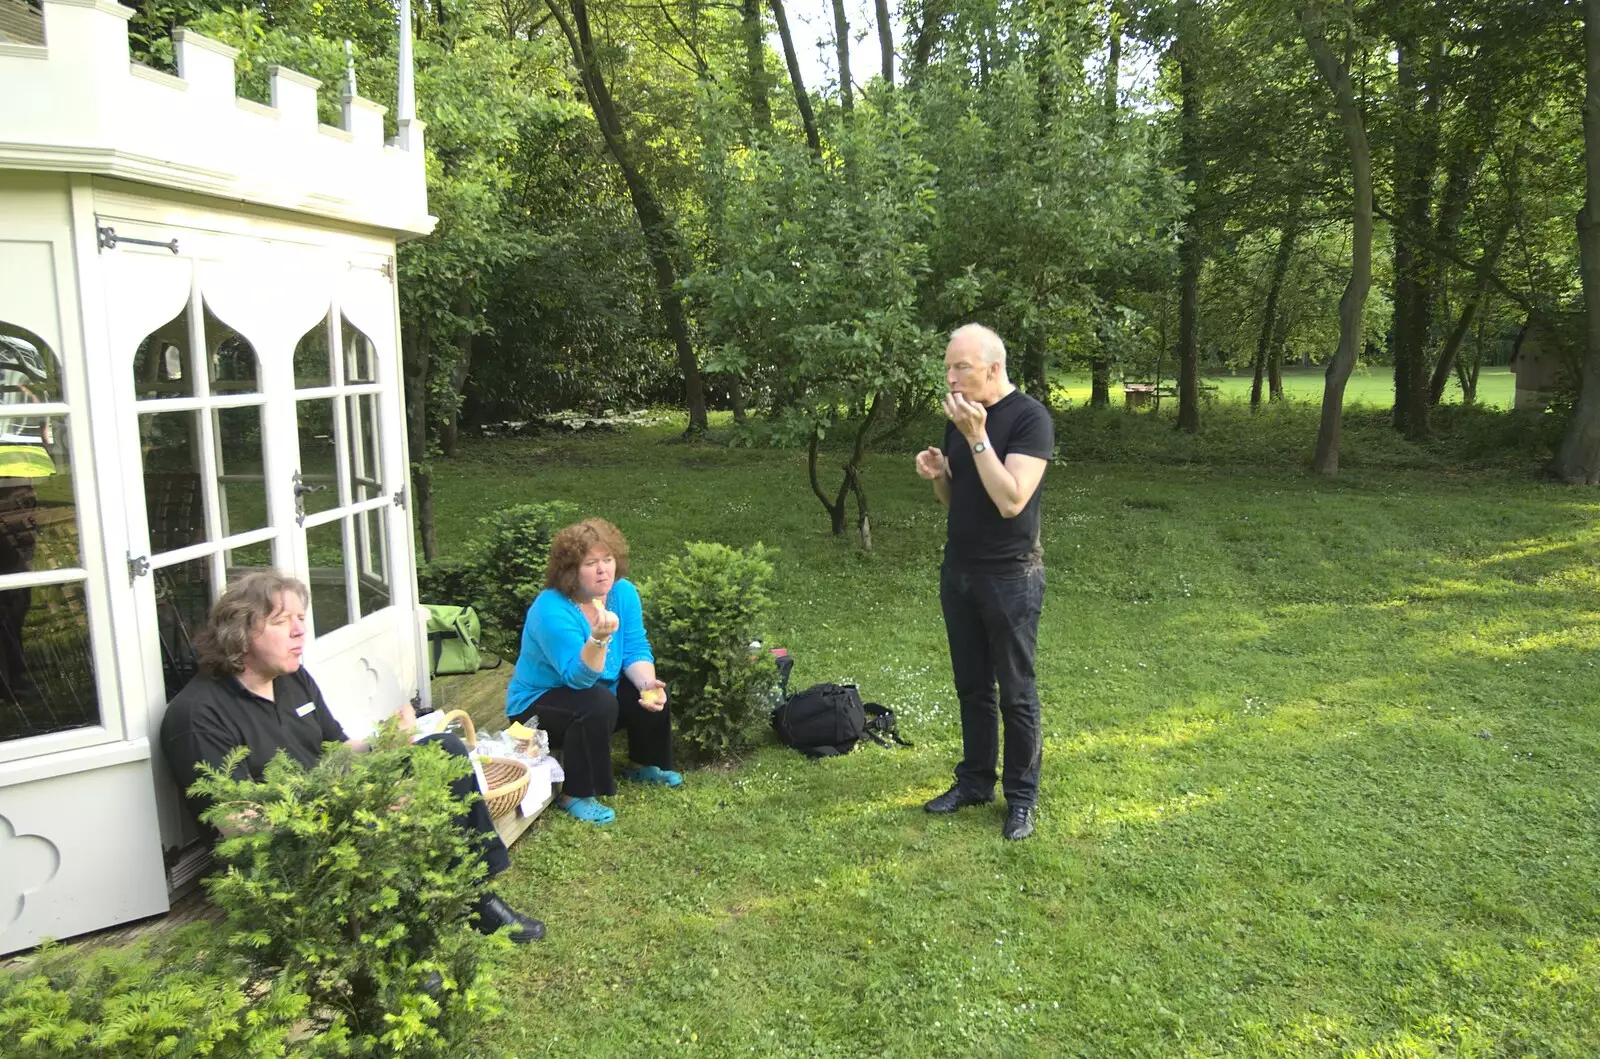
left=0, top=926, right=309, bottom=1058
left=417, top=556, right=484, bottom=612
left=470, top=501, right=577, bottom=657
left=190, top=726, right=504, bottom=1058
left=643, top=541, right=777, bottom=760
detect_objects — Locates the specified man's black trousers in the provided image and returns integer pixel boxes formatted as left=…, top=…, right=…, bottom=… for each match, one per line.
left=419, top=731, right=511, bottom=877
left=939, top=563, right=1045, bottom=809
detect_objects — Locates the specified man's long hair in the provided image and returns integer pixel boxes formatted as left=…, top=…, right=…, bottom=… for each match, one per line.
left=192, top=570, right=309, bottom=677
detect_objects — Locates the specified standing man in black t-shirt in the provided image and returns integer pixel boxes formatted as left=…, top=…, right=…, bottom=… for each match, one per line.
left=914, top=324, right=1054, bottom=840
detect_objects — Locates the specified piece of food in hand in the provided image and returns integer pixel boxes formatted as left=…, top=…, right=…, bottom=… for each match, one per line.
left=640, top=687, right=666, bottom=706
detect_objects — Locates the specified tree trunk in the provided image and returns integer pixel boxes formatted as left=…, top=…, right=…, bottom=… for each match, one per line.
left=1268, top=304, right=1290, bottom=401
left=1303, top=1, right=1373, bottom=476
left=438, top=300, right=476, bottom=459
left=1024, top=331, right=1050, bottom=409
left=402, top=322, right=438, bottom=562
left=1091, top=356, right=1111, bottom=409
left=770, top=0, right=822, bottom=157
left=875, top=0, right=894, bottom=85
left=831, top=0, right=853, bottom=114
left=1555, top=0, right=1600, bottom=483
left=1252, top=195, right=1302, bottom=411
left=551, top=0, right=708, bottom=435
left=909, top=0, right=941, bottom=77
left=807, top=428, right=847, bottom=534
left=742, top=0, right=772, bottom=137
left=1389, top=39, right=1438, bottom=440
left=1174, top=20, right=1202, bottom=434
left=1427, top=221, right=1508, bottom=405
left=1091, top=1, right=1120, bottom=410
left=1455, top=316, right=1484, bottom=405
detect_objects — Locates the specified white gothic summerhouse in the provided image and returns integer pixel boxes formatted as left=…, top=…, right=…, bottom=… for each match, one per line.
left=0, top=0, right=435, bottom=954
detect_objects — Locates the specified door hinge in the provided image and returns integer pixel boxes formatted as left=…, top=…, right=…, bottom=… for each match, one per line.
left=128, top=553, right=150, bottom=581
left=393, top=486, right=407, bottom=510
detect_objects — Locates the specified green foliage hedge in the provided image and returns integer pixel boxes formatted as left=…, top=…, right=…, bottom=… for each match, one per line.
left=0, top=927, right=308, bottom=1058
left=418, top=501, right=578, bottom=657
left=190, top=730, right=504, bottom=1057
left=643, top=541, right=777, bottom=760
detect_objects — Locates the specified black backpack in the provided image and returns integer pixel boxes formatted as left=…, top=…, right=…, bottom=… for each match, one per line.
left=772, top=683, right=912, bottom=758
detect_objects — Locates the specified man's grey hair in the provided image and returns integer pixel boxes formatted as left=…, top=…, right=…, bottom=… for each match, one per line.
left=950, top=323, right=1007, bottom=366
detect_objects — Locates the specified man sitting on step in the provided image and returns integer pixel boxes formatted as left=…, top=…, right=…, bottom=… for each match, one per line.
left=159, top=569, right=544, bottom=943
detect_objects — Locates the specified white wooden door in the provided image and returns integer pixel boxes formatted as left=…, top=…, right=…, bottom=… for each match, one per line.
left=99, top=211, right=419, bottom=853
left=0, top=173, right=168, bottom=956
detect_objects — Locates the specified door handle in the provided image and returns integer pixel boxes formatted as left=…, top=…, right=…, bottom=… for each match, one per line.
left=292, top=471, right=328, bottom=497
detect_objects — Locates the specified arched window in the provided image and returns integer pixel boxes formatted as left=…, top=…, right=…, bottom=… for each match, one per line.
left=292, top=314, right=392, bottom=637
left=0, top=322, right=97, bottom=743
left=132, top=304, right=272, bottom=699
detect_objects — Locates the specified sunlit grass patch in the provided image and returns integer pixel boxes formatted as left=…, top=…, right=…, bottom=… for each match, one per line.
left=429, top=426, right=1600, bottom=1057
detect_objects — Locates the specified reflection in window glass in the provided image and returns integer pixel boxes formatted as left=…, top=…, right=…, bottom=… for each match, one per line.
left=0, top=415, right=80, bottom=572
left=205, top=304, right=259, bottom=395
left=355, top=507, right=390, bottom=618
left=0, top=579, right=100, bottom=742
left=342, top=317, right=376, bottom=384
left=346, top=393, right=382, bottom=502
left=212, top=405, right=267, bottom=535
left=0, top=327, right=63, bottom=404
left=153, top=558, right=213, bottom=702
left=306, top=520, right=349, bottom=637
left=141, top=411, right=206, bottom=553
left=295, top=397, right=339, bottom=515
left=225, top=540, right=274, bottom=577
left=132, top=309, right=194, bottom=400
left=295, top=314, right=333, bottom=389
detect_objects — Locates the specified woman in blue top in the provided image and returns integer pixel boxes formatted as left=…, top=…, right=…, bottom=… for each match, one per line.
left=506, top=518, right=678, bottom=825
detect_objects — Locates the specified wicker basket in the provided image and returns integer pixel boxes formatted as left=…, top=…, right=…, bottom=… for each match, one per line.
left=437, top=710, right=530, bottom=819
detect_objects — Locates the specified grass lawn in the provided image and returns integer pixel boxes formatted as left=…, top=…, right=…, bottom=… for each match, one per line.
left=430, top=410, right=1598, bottom=1057
left=1052, top=367, right=1514, bottom=412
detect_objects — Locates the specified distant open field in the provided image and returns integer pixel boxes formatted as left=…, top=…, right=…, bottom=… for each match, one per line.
left=1054, top=367, right=1514, bottom=411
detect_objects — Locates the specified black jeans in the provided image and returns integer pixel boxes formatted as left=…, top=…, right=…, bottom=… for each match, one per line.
left=512, top=676, right=673, bottom=798
left=417, top=732, right=511, bottom=878
left=940, top=562, right=1045, bottom=809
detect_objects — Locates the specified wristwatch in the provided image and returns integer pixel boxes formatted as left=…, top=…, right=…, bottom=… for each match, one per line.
left=973, top=440, right=989, bottom=455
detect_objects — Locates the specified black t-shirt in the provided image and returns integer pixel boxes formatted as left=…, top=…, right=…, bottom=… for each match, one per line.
left=944, top=389, right=1055, bottom=571
left=160, top=667, right=348, bottom=825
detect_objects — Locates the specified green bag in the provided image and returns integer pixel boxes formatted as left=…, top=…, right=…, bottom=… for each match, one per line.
left=424, top=604, right=499, bottom=676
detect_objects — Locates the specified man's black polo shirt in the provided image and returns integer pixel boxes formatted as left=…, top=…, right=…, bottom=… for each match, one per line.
left=160, top=667, right=348, bottom=824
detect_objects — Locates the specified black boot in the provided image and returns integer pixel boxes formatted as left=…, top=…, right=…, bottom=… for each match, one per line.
left=1002, top=806, right=1035, bottom=841
left=924, top=784, right=994, bottom=814
left=472, top=893, right=546, bottom=942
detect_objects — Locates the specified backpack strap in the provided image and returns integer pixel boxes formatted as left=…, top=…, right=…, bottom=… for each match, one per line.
left=862, top=703, right=913, bottom=748
left=427, top=629, right=451, bottom=676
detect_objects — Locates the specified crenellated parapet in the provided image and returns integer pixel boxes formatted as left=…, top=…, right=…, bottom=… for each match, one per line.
left=0, top=0, right=433, bottom=235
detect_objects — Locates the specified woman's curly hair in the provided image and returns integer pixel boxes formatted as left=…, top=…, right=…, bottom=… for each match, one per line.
left=191, top=570, right=309, bottom=677
left=544, top=518, right=630, bottom=599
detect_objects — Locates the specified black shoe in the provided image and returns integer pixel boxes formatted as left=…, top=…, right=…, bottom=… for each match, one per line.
left=1002, top=806, right=1035, bottom=841
left=472, top=893, right=546, bottom=943
left=924, top=785, right=994, bottom=814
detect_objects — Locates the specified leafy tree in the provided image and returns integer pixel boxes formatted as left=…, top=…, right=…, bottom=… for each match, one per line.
left=1556, top=0, right=1600, bottom=484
